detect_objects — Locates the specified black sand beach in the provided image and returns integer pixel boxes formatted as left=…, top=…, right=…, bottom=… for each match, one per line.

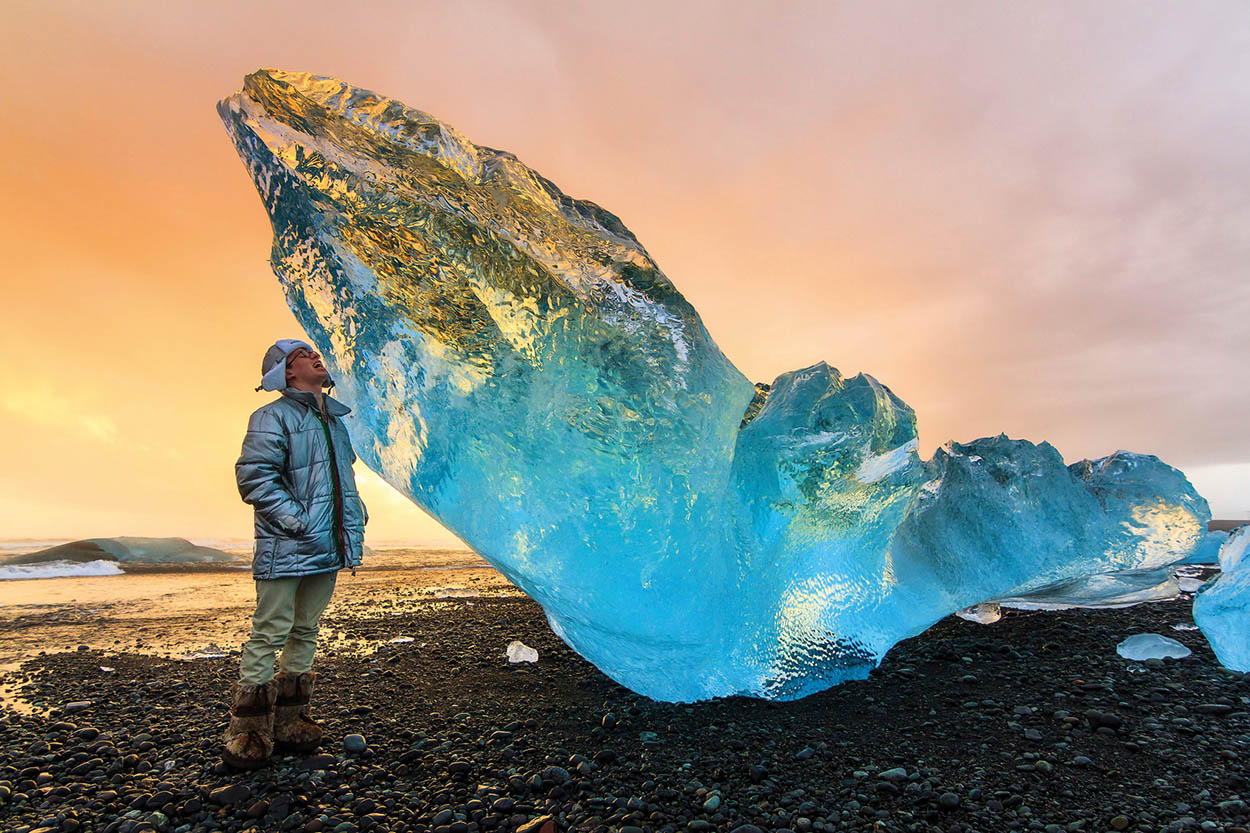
left=0, top=563, right=1246, bottom=833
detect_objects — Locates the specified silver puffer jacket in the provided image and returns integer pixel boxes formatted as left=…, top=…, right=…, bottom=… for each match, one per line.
left=235, top=389, right=367, bottom=579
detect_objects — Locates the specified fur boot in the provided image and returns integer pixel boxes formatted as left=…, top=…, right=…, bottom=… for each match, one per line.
left=273, top=670, right=323, bottom=753
left=221, top=680, right=276, bottom=770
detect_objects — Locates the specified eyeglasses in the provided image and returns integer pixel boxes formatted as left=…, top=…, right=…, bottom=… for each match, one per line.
left=288, top=349, right=319, bottom=362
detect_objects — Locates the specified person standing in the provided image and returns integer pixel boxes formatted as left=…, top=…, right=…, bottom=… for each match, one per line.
left=222, top=339, right=367, bottom=770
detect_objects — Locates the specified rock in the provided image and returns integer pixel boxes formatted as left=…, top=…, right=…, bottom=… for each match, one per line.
left=877, top=767, right=909, bottom=781
left=795, top=746, right=815, bottom=760
left=938, top=792, right=960, bottom=809
left=703, top=794, right=721, bottom=812
left=1194, top=704, right=1233, bottom=716
left=297, top=753, right=338, bottom=770
left=208, top=784, right=252, bottom=806
left=63, top=701, right=92, bottom=713
left=343, top=734, right=367, bottom=753
left=540, top=766, right=570, bottom=785
left=515, top=815, right=555, bottom=833
left=1085, top=710, right=1123, bottom=730
left=1110, top=816, right=1131, bottom=830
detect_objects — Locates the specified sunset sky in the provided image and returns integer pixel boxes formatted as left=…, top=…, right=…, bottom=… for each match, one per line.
left=2, top=1, right=1247, bottom=546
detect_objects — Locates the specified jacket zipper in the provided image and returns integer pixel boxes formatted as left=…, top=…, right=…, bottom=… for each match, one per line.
left=314, top=406, right=349, bottom=571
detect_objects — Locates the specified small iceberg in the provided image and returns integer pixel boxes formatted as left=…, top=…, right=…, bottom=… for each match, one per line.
left=0, top=559, right=124, bottom=580
left=1116, top=633, right=1192, bottom=661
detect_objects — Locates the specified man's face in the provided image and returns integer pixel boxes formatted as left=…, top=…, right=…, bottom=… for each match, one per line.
left=285, top=347, right=330, bottom=388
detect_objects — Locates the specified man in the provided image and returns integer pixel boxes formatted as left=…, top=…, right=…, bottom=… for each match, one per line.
left=222, top=338, right=367, bottom=770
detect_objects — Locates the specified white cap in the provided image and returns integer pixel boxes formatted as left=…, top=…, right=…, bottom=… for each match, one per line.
left=257, top=338, right=315, bottom=391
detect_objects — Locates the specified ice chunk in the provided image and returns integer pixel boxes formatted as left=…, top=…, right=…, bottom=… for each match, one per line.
left=219, top=70, right=1211, bottom=701
left=181, top=650, right=229, bottom=660
left=506, top=640, right=538, bottom=664
left=1116, top=633, right=1192, bottom=661
left=955, top=603, right=1002, bottom=624
left=1193, top=525, right=1250, bottom=671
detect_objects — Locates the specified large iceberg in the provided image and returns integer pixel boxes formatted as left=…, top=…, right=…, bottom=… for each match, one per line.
left=219, top=70, right=1210, bottom=701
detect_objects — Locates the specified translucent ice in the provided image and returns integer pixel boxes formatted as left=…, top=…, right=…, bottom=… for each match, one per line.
left=955, top=603, right=1002, bottom=624
left=1180, top=530, right=1229, bottom=564
left=219, top=70, right=1210, bottom=701
left=1116, top=633, right=1192, bottom=661
left=1193, top=525, right=1250, bottom=671
left=506, top=640, right=538, bottom=664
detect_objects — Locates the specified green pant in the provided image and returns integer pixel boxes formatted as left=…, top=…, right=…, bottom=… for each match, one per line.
left=239, top=571, right=338, bottom=685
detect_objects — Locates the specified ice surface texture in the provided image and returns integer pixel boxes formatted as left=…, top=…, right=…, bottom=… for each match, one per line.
left=1193, top=526, right=1250, bottom=671
left=219, top=70, right=1210, bottom=701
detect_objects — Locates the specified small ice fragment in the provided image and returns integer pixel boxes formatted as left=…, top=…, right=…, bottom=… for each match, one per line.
left=955, top=603, right=1001, bottom=624
left=163, top=760, right=176, bottom=771
left=506, top=640, right=538, bottom=664
left=388, top=636, right=415, bottom=644
left=99, top=666, right=115, bottom=673
left=1171, top=623, right=1199, bottom=632
left=1116, top=633, right=1192, bottom=661
left=180, top=651, right=228, bottom=660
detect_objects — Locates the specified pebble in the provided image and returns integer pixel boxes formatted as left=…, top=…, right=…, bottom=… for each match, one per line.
left=342, top=734, right=367, bottom=753
left=208, top=784, right=251, bottom=806
left=515, top=815, right=555, bottom=833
